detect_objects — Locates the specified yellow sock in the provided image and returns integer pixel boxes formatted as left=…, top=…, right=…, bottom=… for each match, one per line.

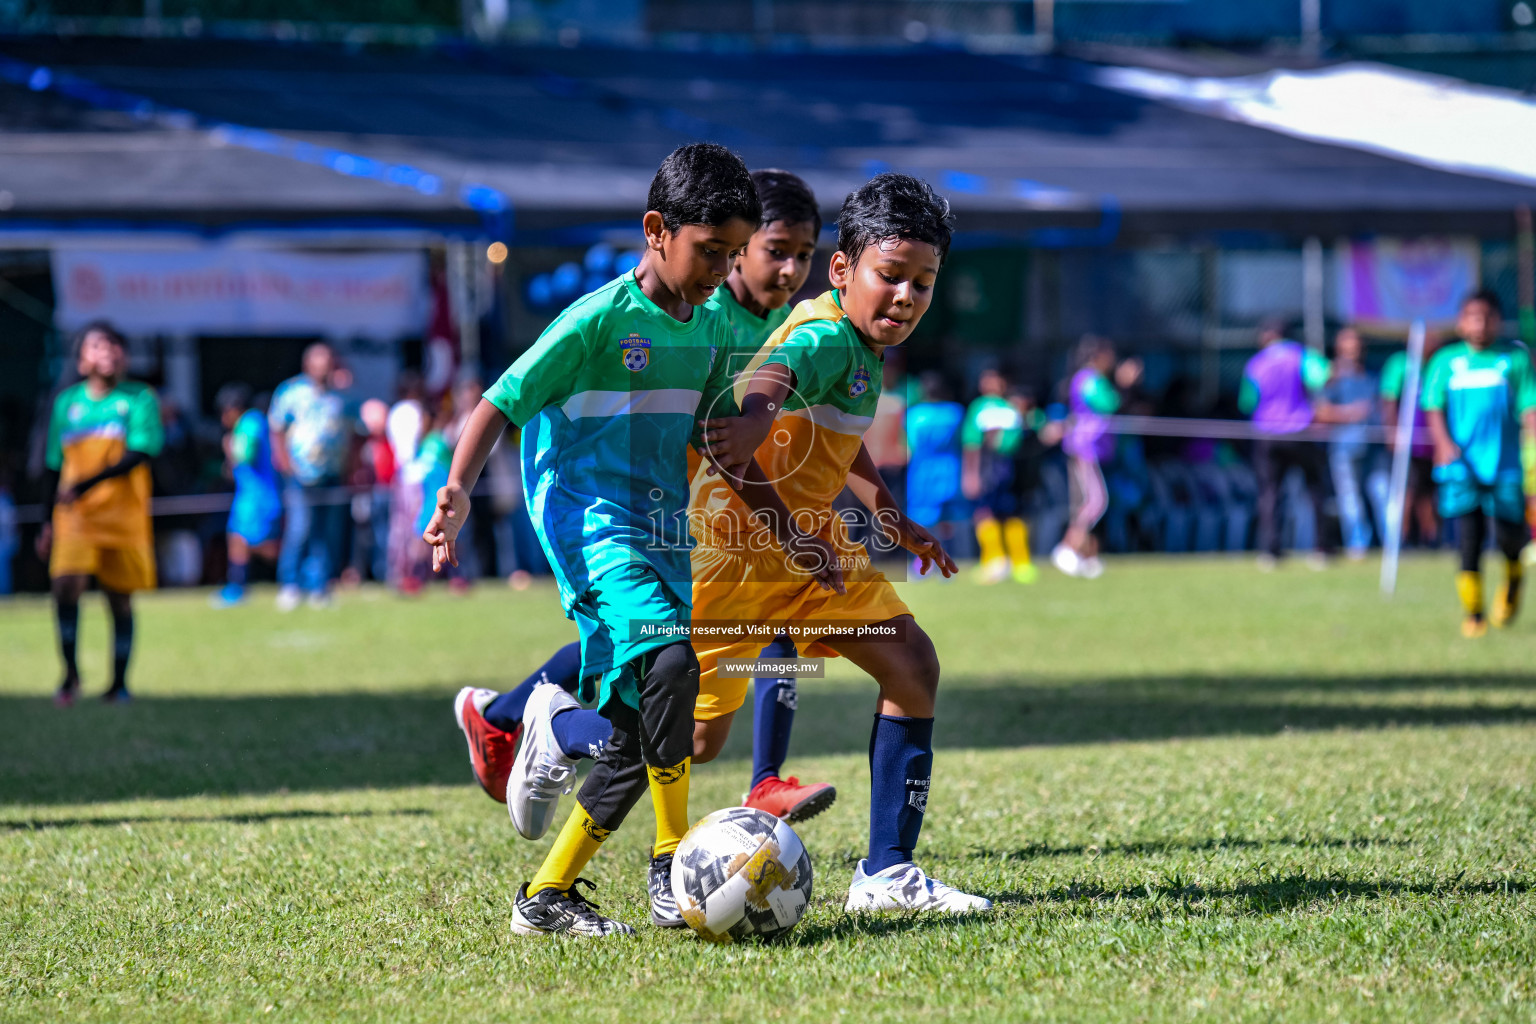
left=975, top=518, right=1005, bottom=564
left=648, top=759, right=691, bottom=858
left=1494, top=558, right=1524, bottom=626
left=1456, top=571, right=1484, bottom=617
left=1003, top=517, right=1031, bottom=566
left=529, top=804, right=609, bottom=895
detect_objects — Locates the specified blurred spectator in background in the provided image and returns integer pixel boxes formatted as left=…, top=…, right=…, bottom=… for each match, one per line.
left=1054, top=336, right=1140, bottom=579
left=269, top=342, right=354, bottom=610
left=347, top=398, right=395, bottom=585
left=1241, top=320, right=1333, bottom=570
left=905, top=371, right=965, bottom=571
left=412, top=394, right=468, bottom=594
left=445, top=373, right=487, bottom=582
left=865, top=354, right=908, bottom=519
left=1381, top=331, right=1444, bottom=548
left=963, top=368, right=1033, bottom=584
left=1007, top=386, right=1064, bottom=565
left=1322, top=326, right=1387, bottom=560
left=487, top=423, right=542, bottom=589
left=149, top=395, right=201, bottom=499
left=387, top=371, right=427, bottom=590
left=211, top=383, right=281, bottom=607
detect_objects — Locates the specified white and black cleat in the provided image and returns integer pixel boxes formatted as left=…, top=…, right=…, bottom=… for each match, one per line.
left=510, top=880, right=635, bottom=938
left=844, top=859, right=993, bottom=914
left=647, top=851, right=687, bottom=928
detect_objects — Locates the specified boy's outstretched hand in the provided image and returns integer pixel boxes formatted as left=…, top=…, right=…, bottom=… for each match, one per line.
left=889, top=515, right=958, bottom=578
left=422, top=481, right=471, bottom=572
left=784, top=531, right=846, bottom=595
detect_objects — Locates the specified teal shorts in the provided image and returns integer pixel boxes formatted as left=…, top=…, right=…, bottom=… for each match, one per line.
left=1433, top=462, right=1526, bottom=523
left=571, top=561, right=691, bottom=712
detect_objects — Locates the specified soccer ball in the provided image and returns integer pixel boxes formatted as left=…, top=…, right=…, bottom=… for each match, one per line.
left=671, top=806, right=813, bottom=943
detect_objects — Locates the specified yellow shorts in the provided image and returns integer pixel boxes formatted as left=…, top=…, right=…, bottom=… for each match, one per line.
left=689, top=539, right=911, bottom=721
left=51, top=535, right=157, bottom=593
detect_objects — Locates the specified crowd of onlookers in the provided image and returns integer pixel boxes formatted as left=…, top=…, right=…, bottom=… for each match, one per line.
left=0, top=339, right=550, bottom=601
left=888, top=319, right=1447, bottom=582
left=201, top=341, right=551, bottom=608
left=0, top=321, right=1452, bottom=597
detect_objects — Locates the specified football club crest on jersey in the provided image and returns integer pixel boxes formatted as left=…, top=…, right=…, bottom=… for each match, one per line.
left=849, top=365, right=871, bottom=399
left=620, top=334, right=651, bottom=372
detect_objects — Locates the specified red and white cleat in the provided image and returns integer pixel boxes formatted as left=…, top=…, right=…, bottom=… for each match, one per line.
left=453, top=686, right=522, bottom=803
left=743, top=775, right=837, bottom=824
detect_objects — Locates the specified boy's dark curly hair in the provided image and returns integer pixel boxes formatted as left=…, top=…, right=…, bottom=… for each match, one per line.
left=836, top=173, right=954, bottom=267
left=751, top=168, right=821, bottom=236
left=648, top=143, right=762, bottom=231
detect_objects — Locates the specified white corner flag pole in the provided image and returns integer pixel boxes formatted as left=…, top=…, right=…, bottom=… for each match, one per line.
left=1381, top=319, right=1427, bottom=596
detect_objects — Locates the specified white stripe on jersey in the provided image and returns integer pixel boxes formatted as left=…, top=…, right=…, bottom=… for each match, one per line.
left=560, top=388, right=703, bottom=420
left=781, top=404, right=875, bottom=437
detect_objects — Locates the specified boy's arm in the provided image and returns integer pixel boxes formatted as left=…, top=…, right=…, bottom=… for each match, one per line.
left=60, top=388, right=163, bottom=504
left=422, top=399, right=507, bottom=572
left=701, top=446, right=844, bottom=593
left=698, top=363, right=794, bottom=482
left=845, top=442, right=957, bottom=578
left=959, top=404, right=982, bottom=499
left=1425, top=409, right=1459, bottom=466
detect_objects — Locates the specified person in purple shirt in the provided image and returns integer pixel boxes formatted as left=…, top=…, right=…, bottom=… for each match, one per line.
left=1240, top=320, right=1335, bottom=568
left=1052, top=335, right=1140, bottom=579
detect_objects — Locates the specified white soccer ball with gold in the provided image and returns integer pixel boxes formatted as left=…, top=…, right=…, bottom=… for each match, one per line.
left=671, top=807, right=812, bottom=942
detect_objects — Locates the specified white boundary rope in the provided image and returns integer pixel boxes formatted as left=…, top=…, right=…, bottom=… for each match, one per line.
left=1380, top=320, right=1427, bottom=597
left=11, top=388, right=1427, bottom=526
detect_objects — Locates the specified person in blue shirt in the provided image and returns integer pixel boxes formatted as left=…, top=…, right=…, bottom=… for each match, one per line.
left=1321, top=326, right=1387, bottom=559
left=269, top=343, right=355, bottom=610
left=213, top=384, right=281, bottom=606
left=904, top=371, right=966, bottom=569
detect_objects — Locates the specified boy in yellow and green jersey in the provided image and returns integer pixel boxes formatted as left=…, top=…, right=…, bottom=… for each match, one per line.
left=1422, top=290, right=1536, bottom=637
left=40, top=322, right=163, bottom=705
left=692, top=173, right=993, bottom=914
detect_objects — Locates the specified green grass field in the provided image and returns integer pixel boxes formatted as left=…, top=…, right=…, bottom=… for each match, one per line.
left=2, top=555, right=1534, bottom=1023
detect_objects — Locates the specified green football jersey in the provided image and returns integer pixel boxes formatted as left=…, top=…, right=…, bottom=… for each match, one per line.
left=484, top=270, right=735, bottom=611
left=1421, top=340, right=1536, bottom=485
left=961, top=394, right=1024, bottom=455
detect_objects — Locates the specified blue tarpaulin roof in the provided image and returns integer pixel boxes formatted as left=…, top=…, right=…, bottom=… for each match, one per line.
left=3, top=37, right=1535, bottom=241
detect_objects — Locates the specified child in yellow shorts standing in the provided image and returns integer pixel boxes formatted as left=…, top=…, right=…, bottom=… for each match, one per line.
left=38, top=322, right=163, bottom=705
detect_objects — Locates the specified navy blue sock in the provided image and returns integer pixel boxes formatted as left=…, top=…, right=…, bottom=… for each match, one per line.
left=550, top=708, right=610, bottom=761
left=56, top=598, right=79, bottom=681
left=866, top=714, right=934, bottom=874
left=484, top=642, right=582, bottom=731
left=227, top=560, right=248, bottom=587
left=110, top=607, right=133, bottom=692
left=750, top=634, right=799, bottom=789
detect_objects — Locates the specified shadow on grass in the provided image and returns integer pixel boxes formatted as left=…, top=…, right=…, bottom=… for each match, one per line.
left=971, top=835, right=1415, bottom=860
left=990, top=873, right=1532, bottom=911
left=0, top=807, right=432, bottom=832
left=788, top=871, right=1531, bottom=945
left=2, top=671, right=1533, bottom=805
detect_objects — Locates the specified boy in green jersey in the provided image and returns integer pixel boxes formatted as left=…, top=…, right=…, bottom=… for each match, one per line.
left=1422, top=290, right=1536, bottom=636
left=424, top=144, right=835, bottom=937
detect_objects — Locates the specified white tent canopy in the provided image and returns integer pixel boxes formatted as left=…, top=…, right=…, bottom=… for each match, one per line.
left=1097, top=60, right=1536, bottom=190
